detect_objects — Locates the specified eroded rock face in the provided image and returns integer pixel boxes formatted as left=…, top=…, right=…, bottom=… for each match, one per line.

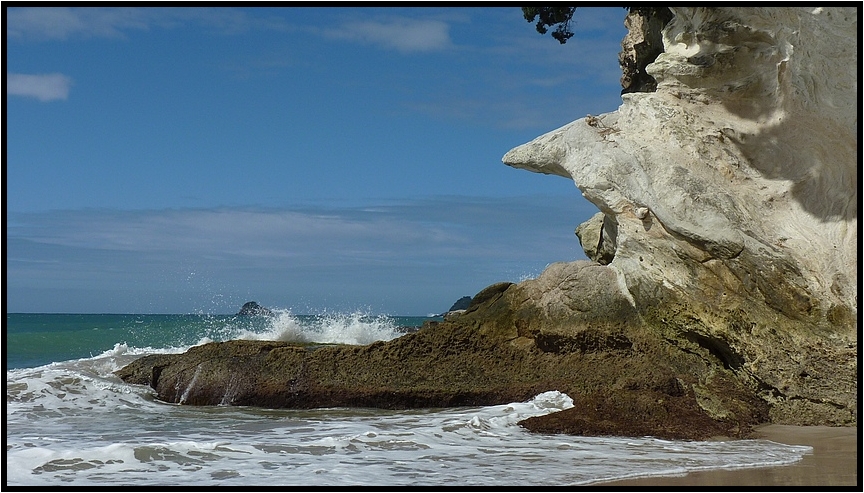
left=503, top=7, right=857, bottom=425
left=574, top=211, right=617, bottom=264
left=115, top=7, right=856, bottom=435
left=618, top=7, right=674, bottom=94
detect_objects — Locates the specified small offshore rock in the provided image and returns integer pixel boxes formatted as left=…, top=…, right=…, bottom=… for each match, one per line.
left=237, top=301, right=273, bottom=317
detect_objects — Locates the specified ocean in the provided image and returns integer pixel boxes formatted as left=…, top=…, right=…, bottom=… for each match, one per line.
left=5, top=312, right=813, bottom=487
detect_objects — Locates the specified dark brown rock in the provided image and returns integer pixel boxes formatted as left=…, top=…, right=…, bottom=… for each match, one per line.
left=236, top=301, right=273, bottom=317
left=115, top=261, right=779, bottom=440
left=618, top=7, right=674, bottom=94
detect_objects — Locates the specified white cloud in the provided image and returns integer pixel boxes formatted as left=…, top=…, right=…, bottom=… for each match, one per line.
left=4, top=7, right=284, bottom=41
left=326, top=18, right=452, bottom=52
left=8, top=7, right=452, bottom=52
left=6, top=73, right=72, bottom=101
left=5, top=7, right=149, bottom=40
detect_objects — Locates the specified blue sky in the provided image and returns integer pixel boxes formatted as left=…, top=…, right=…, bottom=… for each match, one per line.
left=6, top=6, right=628, bottom=315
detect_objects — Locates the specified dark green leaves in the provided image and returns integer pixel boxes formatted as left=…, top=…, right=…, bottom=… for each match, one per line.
left=521, top=7, right=578, bottom=44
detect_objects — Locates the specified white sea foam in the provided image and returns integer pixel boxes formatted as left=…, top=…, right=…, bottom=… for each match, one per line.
left=5, top=341, right=813, bottom=486
left=5, top=382, right=813, bottom=486
left=6, top=362, right=159, bottom=421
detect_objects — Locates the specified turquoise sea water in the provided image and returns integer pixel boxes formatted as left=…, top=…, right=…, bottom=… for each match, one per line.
left=6, top=312, right=430, bottom=371
left=5, top=312, right=813, bottom=486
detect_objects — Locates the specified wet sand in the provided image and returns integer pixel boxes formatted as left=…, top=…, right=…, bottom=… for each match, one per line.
left=600, top=425, right=859, bottom=487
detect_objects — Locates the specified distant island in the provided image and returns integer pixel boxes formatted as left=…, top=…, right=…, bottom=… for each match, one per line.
left=447, top=296, right=472, bottom=312
left=437, top=295, right=471, bottom=317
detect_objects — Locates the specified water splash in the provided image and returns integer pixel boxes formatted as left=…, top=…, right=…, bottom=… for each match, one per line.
left=233, top=310, right=402, bottom=345
left=178, top=364, right=203, bottom=405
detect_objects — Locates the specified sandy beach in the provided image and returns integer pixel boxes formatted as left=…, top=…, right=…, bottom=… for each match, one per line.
left=600, top=425, right=859, bottom=487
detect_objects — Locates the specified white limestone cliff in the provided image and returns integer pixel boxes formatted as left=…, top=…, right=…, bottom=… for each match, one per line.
left=503, top=7, right=857, bottom=425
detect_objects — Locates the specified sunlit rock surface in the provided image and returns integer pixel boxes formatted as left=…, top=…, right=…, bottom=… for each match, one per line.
left=118, top=7, right=856, bottom=434
left=503, top=6, right=857, bottom=425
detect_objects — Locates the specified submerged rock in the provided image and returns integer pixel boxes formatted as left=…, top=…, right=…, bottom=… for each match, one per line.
left=116, top=7, right=856, bottom=438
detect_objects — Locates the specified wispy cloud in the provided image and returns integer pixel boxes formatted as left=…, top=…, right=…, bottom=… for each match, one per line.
left=4, top=7, right=288, bottom=41
left=6, top=73, right=72, bottom=101
left=8, top=197, right=587, bottom=264
left=383, top=8, right=627, bottom=129
left=323, top=17, right=452, bottom=52
left=6, top=197, right=593, bottom=313
left=5, top=7, right=152, bottom=40
left=4, top=7, right=452, bottom=53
